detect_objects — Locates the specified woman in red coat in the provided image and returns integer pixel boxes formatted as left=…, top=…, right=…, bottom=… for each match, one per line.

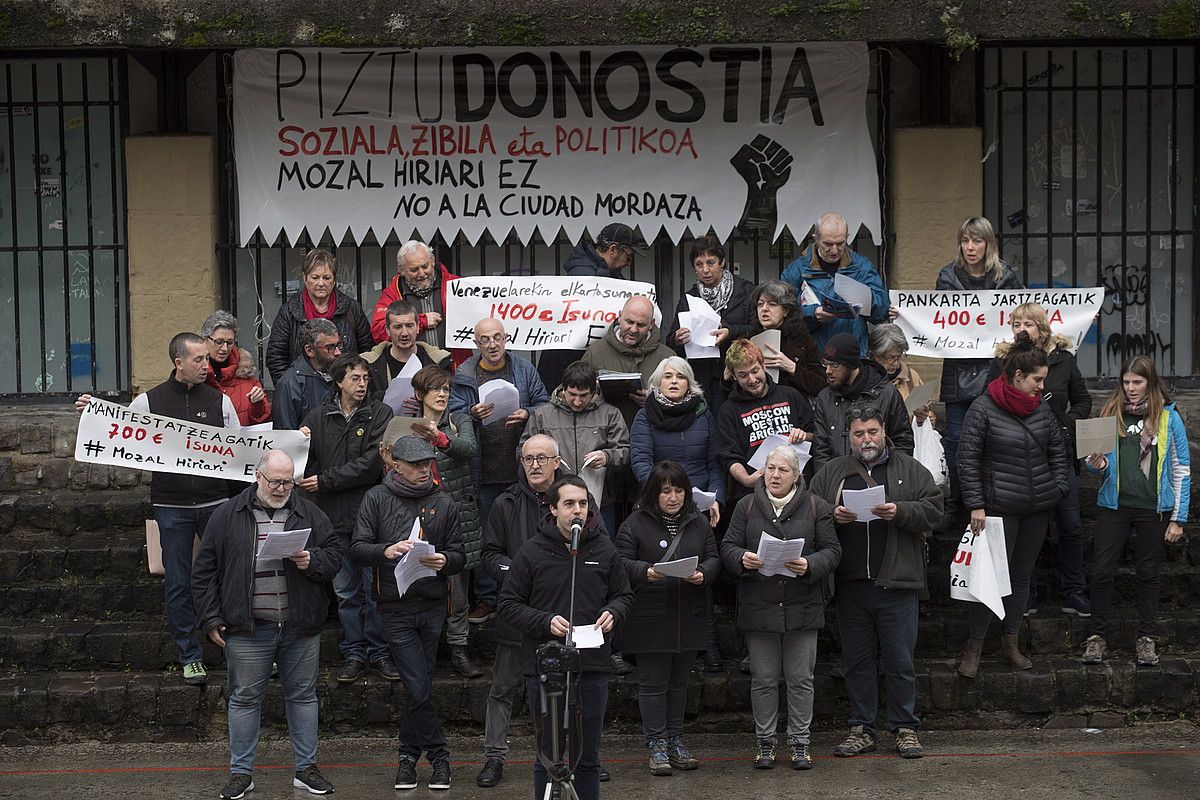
left=201, top=310, right=271, bottom=426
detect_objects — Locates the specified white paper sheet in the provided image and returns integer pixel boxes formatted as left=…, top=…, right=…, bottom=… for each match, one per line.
left=903, top=380, right=938, bottom=414
left=800, top=283, right=820, bottom=307
left=833, top=272, right=873, bottom=316
left=841, top=484, right=887, bottom=522
left=653, top=556, right=699, bottom=578
left=406, top=517, right=422, bottom=541
left=579, top=452, right=606, bottom=508
left=679, top=311, right=722, bottom=359
left=755, top=531, right=805, bottom=578
left=256, top=527, right=311, bottom=561
left=569, top=624, right=605, bottom=649
left=243, top=422, right=273, bottom=433
left=382, top=355, right=422, bottom=415
left=394, top=540, right=436, bottom=598
left=750, top=329, right=782, bottom=381
left=691, top=488, right=718, bottom=511
left=477, top=379, right=522, bottom=427
left=747, top=435, right=811, bottom=472
left=1075, top=416, right=1117, bottom=458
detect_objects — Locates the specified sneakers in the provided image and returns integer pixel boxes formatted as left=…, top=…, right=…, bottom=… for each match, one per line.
left=1061, top=592, right=1092, bottom=617
left=833, top=725, right=877, bottom=757
left=754, top=739, right=776, bottom=769
left=394, top=758, right=418, bottom=790
left=648, top=737, right=672, bottom=776
left=292, top=766, right=333, bottom=795
left=1081, top=635, right=1107, bottom=664
left=428, top=759, right=451, bottom=790
left=789, top=740, right=813, bottom=770
left=475, top=757, right=504, bottom=788
left=610, top=653, right=634, bottom=675
left=895, top=728, right=924, bottom=759
left=336, top=660, right=367, bottom=684
left=667, top=735, right=699, bottom=770
left=220, top=773, right=254, bottom=800
left=598, top=765, right=610, bottom=782
left=1136, top=636, right=1160, bottom=666
left=373, top=657, right=401, bottom=681
left=1023, top=604, right=1038, bottom=618
left=182, top=661, right=208, bottom=686
left=468, top=602, right=495, bottom=624
left=451, top=645, right=484, bottom=679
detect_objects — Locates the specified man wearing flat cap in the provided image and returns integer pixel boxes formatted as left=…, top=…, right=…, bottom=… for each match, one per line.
left=352, top=435, right=465, bottom=791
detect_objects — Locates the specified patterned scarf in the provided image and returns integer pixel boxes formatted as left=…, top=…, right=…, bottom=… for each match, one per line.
left=1124, top=398, right=1155, bottom=479
left=697, top=268, right=735, bottom=314
left=402, top=272, right=439, bottom=299
left=383, top=468, right=437, bottom=498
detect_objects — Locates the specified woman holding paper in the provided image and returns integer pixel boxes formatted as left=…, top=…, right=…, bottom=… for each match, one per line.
left=955, top=336, right=1070, bottom=678
left=665, top=235, right=756, bottom=413
left=409, top=365, right=485, bottom=679
left=749, top=280, right=826, bottom=400
left=615, top=461, right=721, bottom=776
left=719, top=446, right=840, bottom=771
left=1081, top=356, right=1189, bottom=668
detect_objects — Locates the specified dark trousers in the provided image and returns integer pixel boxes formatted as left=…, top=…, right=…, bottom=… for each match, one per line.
left=837, top=580, right=920, bottom=738
left=968, top=511, right=1050, bottom=638
left=383, top=607, right=449, bottom=763
left=1088, top=507, right=1169, bottom=638
left=634, top=652, right=694, bottom=740
left=944, top=401, right=971, bottom=475
left=526, top=671, right=607, bottom=800
left=1031, top=468, right=1087, bottom=603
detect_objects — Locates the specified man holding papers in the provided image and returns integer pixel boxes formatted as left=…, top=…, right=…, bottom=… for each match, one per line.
left=809, top=409, right=943, bottom=761
left=581, top=295, right=675, bottom=426
left=497, top=475, right=633, bottom=800
left=364, top=300, right=453, bottom=406
left=351, top=435, right=464, bottom=791
left=192, top=450, right=341, bottom=800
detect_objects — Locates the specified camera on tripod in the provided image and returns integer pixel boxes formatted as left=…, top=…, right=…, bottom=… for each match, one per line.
left=536, top=640, right=579, bottom=693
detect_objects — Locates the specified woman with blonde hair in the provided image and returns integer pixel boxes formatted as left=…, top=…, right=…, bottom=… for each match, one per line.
left=1081, top=356, right=1189, bottom=667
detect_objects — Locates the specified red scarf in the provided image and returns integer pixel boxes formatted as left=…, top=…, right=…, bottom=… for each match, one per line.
left=302, top=289, right=336, bottom=321
left=986, top=376, right=1041, bottom=417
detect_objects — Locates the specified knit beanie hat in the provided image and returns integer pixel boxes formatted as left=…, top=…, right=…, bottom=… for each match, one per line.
left=823, top=333, right=861, bottom=368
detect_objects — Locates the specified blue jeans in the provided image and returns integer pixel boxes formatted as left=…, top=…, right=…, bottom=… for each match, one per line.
left=225, top=622, right=321, bottom=774
left=526, top=671, right=607, bottom=800
left=153, top=504, right=216, bottom=664
left=384, top=607, right=449, bottom=763
left=332, top=535, right=389, bottom=663
left=837, top=581, right=920, bottom=738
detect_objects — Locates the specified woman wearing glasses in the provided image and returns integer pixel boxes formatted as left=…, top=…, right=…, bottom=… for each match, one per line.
left=749, top=280, right=825, bottom=402
left=665, top=235, right=756, bottom=415
left=409, top=365, right=485, bottom=679
left=201, top=310, right=272, bottom=427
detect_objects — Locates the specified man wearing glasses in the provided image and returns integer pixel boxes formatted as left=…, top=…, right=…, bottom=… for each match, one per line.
left=193, top=449, right=341, bottom=800
left=449, top=317, right=550, bottom=625
left=273, top=318, right=343, bottom=429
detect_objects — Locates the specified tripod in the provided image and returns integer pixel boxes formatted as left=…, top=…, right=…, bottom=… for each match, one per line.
left=537, top=674, right=582, bottom=800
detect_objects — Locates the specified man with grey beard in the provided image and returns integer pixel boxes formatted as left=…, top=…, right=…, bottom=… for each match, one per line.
left=808, top=408, right=943, bottom=762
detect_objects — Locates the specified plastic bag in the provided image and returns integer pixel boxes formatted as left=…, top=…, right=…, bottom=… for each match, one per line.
left=912, top=419, right=948, bottom=487
left=949, top=518, right=1012, bottom=618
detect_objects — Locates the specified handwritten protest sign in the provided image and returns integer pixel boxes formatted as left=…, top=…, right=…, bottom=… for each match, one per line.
left=445, top=275, right=658, bottom=350
left=890, top=288, right=1103, bottom=359
left=75, top=397, right=310, bottom=481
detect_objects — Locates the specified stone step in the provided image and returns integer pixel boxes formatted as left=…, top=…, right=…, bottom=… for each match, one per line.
left=0, top=531, right=148, bottom=584
left=0, top=490, right=149, bottom=535
left=2, top=655, right=1197, bottom=744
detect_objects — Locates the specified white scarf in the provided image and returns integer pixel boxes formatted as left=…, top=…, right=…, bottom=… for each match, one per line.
left=768, top=485, right=797, bottom=518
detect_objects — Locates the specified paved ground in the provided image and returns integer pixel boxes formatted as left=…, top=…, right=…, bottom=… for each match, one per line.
left=2, top=722, right=1198, bottom=799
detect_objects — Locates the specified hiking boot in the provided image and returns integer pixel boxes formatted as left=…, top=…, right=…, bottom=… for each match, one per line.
left=1061, top=592, right=1092, bottom=617
left=292, top=766, right=333, bottom=795
left=394, top=758, right=418, bottom=790
left=182, top=661, right=208, bottom=686
left=451, top=645, right=484, bottom=679
left=703, top=644, right=725, bottom=673
left=833, top=725, right=877, bottom=757
left=789, top=740, right=813, bottom=770
left=648, top=738, right=672, bottom=776
left=1136, top=636, right=1159, bottom=666
left=610, top=653, right=633, bottom=675
left=468, top=602, right=495, bottom=624
left=1001, top=634, right=1032, bottom=670
left=372, top=657, right=401, bottom=681
left=957, top=638, right=984, bottom=678
left=895, top=728, right=924, bottom=759
left=336, top=660, right=367, bottom=684
left=475, top=758, right=504, bottom=788
left=428, top=759, right=451, bottom=790
left=220, top=773, right=254, bottom=800
left=667, top=735, right=699, bottom=770
left=754, top=739, right=776, bottom=769
left=1081, top=635, right=1106, bottom=664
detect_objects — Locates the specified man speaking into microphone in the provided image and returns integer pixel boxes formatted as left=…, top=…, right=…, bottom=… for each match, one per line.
left=498, top=475, right=633, bottom=800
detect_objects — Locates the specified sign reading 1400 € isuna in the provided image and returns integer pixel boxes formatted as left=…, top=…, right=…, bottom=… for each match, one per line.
left=233, top=43, right=880, bottom=246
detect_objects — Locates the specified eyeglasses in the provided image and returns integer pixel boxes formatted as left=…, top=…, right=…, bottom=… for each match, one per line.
left=475, top=334, right=509, bottom=345
left=847, top=405, right=882, bottom=421
left=317, top=341, right=343, bottom=353
left=520, top=455, right=558, bottom=466
left=207, top=336, right=236, bottom=348
left=261, top=477, right=295, bottom=490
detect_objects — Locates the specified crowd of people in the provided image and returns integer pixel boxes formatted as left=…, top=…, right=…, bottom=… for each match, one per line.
left=74, top=214, right=1190, bottom=799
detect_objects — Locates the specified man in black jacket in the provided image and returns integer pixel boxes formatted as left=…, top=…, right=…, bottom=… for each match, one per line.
left=192, top=449, right=341, bottom=800
left=273, top=318, right=342, bottom=429
left=298, top=353, right=396, bottom=684
left=497, top=475, right=633, bottom=800
left=812, top=333, right=913, bottom=473
left=351, top=435, right=464, bottom=792
left=809, top=411, right=943, bottom=762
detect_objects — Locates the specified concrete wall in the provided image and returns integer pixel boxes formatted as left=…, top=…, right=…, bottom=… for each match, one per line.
left=125, top=136, right=220, bottom=395
left=890, top=127, right=983, bottom=386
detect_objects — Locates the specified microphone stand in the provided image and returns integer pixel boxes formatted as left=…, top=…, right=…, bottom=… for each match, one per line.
left=539, top=518, right=584, bottom=800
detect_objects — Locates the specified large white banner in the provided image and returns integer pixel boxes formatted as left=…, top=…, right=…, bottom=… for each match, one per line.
left=233, top=44, right=880, bottom=246
left=890, top=288, right=1104, bottom=359
left=444, top=275, right=658, bottom=351
left=75, top=398, right=310, bottom=481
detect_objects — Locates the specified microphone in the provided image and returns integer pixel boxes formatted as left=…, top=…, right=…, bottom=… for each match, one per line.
left=569, top=518, right=583, bottom=555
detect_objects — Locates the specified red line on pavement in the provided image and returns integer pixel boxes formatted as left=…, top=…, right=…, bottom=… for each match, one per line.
left=4, top=748, right=1199, bottom=777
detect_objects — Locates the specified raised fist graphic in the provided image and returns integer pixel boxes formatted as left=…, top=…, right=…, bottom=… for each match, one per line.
left=730, top=134, right=793, bottom=233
